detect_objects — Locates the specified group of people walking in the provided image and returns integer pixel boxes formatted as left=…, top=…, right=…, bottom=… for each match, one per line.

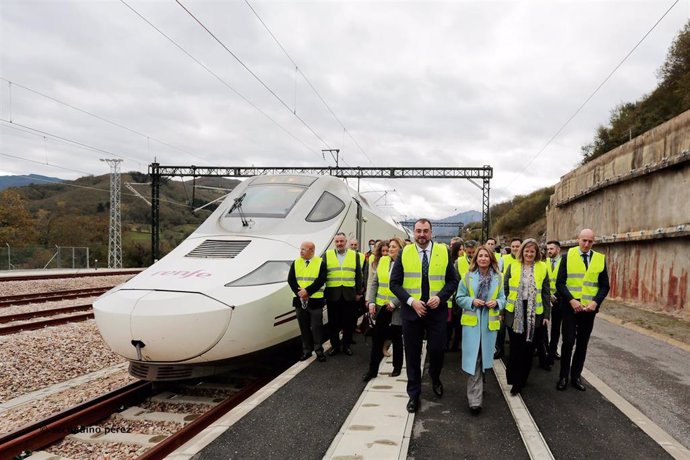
left=287, top=219, right=610, bottom=415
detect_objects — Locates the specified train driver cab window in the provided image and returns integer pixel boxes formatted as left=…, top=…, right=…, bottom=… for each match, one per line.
left=226, top=184, right=307, bottom=218
left=306, top=191, right=345, bottom=222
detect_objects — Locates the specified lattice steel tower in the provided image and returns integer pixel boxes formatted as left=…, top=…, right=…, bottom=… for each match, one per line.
left=101, top=159, right=123, bottom=268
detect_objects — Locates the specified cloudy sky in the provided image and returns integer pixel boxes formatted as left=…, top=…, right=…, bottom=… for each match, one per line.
left=1, top=0, right=688, bottom=219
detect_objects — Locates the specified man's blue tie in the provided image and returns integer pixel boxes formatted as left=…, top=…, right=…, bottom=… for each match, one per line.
left=581, top=253, right=589, bottom=269
left=422, top=250, right=429, bottom=278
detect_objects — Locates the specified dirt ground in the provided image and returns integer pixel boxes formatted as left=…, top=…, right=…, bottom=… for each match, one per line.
left=600, top=299, right=690, bottom=346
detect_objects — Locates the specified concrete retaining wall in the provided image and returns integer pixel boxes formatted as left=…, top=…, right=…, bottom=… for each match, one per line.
left=546, top=109, right=690, bottom=317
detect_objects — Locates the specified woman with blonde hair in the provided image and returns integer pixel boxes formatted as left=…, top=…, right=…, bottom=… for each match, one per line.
left=363, top=237, right=405, bottom=380
left=456, top=245, right=506, bottom=414
left=503, top=238, right=551, bottom=395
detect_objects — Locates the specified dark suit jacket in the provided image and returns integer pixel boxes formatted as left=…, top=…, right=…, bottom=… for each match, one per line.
left=556, top=250, right=610, bottom=311
left=324, top=250, right=363, bottom=303
left=390, top=242, right=459, bottom=322
left=287, top=258, right=327, bottom=309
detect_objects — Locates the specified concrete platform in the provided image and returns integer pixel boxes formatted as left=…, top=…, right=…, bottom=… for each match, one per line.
left=175, top=320, right=690, bottom=460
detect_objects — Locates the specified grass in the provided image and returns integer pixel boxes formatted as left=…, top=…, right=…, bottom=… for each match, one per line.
left=601, top=300, right=690, bottom=346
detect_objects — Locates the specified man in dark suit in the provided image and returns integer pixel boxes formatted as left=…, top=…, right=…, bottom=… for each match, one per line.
left=287, top=241, right=328, bottom=362
left=390, top=219, right=459, bottom=413
left=324, top=232, right=362, bottom=356
left=556, top=228, right=610, bottom=391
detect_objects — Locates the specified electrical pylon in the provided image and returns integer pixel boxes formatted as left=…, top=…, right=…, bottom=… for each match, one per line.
left=101, top=159, right=123, bottom=268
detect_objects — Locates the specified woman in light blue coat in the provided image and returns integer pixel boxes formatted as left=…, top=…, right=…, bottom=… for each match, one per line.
left=456, top=246, right=506, bottom=414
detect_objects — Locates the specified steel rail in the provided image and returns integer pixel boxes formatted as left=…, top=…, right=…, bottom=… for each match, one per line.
left=0, top=288, right=109, bottom=307
left=0, top=311, right=95, bottom=335
left=0, top=269, right=142, bottom=282
left=0, top=304, right=92, bottom=324
left=0, top=380, right=153, bottom=459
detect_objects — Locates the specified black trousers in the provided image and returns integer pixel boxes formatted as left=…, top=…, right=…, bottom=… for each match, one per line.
left=534, top=325, right=550, bottom=366
left=495, top=323, right=506, bottom=355
left=549, top=300, right=563, bottom=358
left=327, top=298, right=355, bottom=351
left=559, top=304, right=596, bottom=380
left=296, top=307, right=324, bottom=353
left=506, top=327, right=536, bottom=389
left=368, top=307, right=403, bottom=375
left=446, top=303, right=461, bottom=351
left=402, top=313, right=446, bottom=398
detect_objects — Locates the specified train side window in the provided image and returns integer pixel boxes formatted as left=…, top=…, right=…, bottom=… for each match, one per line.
left=306, top=191, right=345, bottom=222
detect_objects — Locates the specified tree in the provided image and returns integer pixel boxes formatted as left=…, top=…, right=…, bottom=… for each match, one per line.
left=0, top=189, right=38, bottom=245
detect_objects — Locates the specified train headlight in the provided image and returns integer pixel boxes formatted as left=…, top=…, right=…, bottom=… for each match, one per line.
left=225, top=261, right=292, bottom=287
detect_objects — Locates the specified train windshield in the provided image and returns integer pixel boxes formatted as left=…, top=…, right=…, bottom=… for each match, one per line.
left=226, top=184, right=307, bottom=218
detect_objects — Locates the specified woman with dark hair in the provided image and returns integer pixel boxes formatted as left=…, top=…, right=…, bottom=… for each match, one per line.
left=446, top=240, right=465, bottom=352
left=503, top=238, right=551, bottom=395
left=363, top=237, right=405, bottom=380
left=456, top=245, right=505, bottom=414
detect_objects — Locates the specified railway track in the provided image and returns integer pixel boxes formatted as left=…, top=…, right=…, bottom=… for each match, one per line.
left=0, top=373, right=275, bottom=459
left=0, top=306, right=94, bottom=335
left=0, top=269, right=142, bottom=283
left=0, top=287, right=110, bottom=307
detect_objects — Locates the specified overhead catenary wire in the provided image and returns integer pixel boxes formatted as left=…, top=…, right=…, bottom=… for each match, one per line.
left=0, top=77, right=210, bottom=164
left=175, top=0, right=333, bottom=151
left=0, top=154, right=192, bottom=208
left=119, top=0, right=322, bottom=159
left=511, top=0, right=681, bottom=184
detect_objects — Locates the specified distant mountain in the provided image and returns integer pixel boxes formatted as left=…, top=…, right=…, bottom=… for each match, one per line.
left=0, top=174, right=64, bottom=191
left=437, top=210, right=482, bottom=225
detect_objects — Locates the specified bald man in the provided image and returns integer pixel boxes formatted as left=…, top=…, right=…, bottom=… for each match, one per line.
left=288, top=241, right=328, bottom=362
left=556, top=229, right=610, bottom=391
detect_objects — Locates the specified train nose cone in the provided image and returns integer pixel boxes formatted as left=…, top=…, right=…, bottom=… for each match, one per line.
left=94, top=289, right=232, bottom=362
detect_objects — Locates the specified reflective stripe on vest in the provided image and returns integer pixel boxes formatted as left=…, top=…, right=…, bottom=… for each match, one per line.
left=401, top=243, right=448, bottom=299
left=295, top=256, right=324, bottom=298
left=460, top=272, right=501, bottom=330
left=505, top=261, right=546, bottom=315
left=565, top=247, right=605, bottom=302
left=375, top=256, right=396, bottom=305
left=326, top=249, right=357, bottom=288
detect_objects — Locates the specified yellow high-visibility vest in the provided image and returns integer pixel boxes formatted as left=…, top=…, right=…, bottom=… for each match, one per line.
left=375, top=256, right=396, bottom=305
left=460, top=272, right=501, bottom=331
left=565, top=247, right=605, bottom=303
left=401, top=243, right=448, bottom=299
left=325, top=249, right=357, bottom=288
left=505, top=261, right=547, bottom=315
left=502, top=253, right=516, bottom=276
left=294, top=256, right=324, bottom=299
left=546, top=256, right=561, bottom=293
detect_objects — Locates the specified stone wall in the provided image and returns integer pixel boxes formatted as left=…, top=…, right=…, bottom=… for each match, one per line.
left=546, top=109, right=690, bottom=317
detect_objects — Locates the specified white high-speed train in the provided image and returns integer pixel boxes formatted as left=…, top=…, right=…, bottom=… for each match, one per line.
left=94, top=174, right=408, bottom=380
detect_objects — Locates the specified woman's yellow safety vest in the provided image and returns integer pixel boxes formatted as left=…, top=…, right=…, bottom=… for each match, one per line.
left=460, top=272, right=501, bottom=331
left=375, top=256, right=396, bottom=306
left=505, top=261, right=546, bottom=314
left=294, top=257, right=324, bottom=298
left=401, top=243, right=448, bottom=299
left=325, top=249, right=358, bottom=288
left=565, top=247, right=605, bottom=303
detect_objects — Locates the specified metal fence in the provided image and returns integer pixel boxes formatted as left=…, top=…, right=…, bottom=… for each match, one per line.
left=0, top=246, right=106, bottom=270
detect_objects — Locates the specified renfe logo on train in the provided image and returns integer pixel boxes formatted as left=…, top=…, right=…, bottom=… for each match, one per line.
left=151, top=270, right=212, bottom=278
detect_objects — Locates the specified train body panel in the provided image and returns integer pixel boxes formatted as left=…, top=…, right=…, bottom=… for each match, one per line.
left=93, top=174, right=407, bottom=379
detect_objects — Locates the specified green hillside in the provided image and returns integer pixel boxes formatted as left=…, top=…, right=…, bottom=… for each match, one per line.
left=0, top=173, right=239, bottom=268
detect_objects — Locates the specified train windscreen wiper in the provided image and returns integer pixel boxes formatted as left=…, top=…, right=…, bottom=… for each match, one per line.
left=228, top=193, right=249, bottom=227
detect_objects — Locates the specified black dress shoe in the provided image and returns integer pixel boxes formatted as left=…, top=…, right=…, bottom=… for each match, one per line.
left=493, top=350, right=504, bottom=360
left=328, top=348, right=340, bottom=356
left=539, top=363, right=552, bottom=371
left=556, top=377, right=568, bottom=391
left=470, top=406, right=482, bottom=415
left=343, top=348, right=353, bottom=356
left=316, top=351, right=327, bottom=362
left=432, top=380, right=444, bottom=398
left=571, top=378, right=586, bottom=391
left=406, top=397, right=419, bottom=413
left=390, top=369, right=401, bottom=377
left=362, top=372, right=376, bottom=382
left=510, top=385, right=521, bottom=396
left=298, top=352, right=312, bottom=361
left=554, top=352, right=561, bottom=360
